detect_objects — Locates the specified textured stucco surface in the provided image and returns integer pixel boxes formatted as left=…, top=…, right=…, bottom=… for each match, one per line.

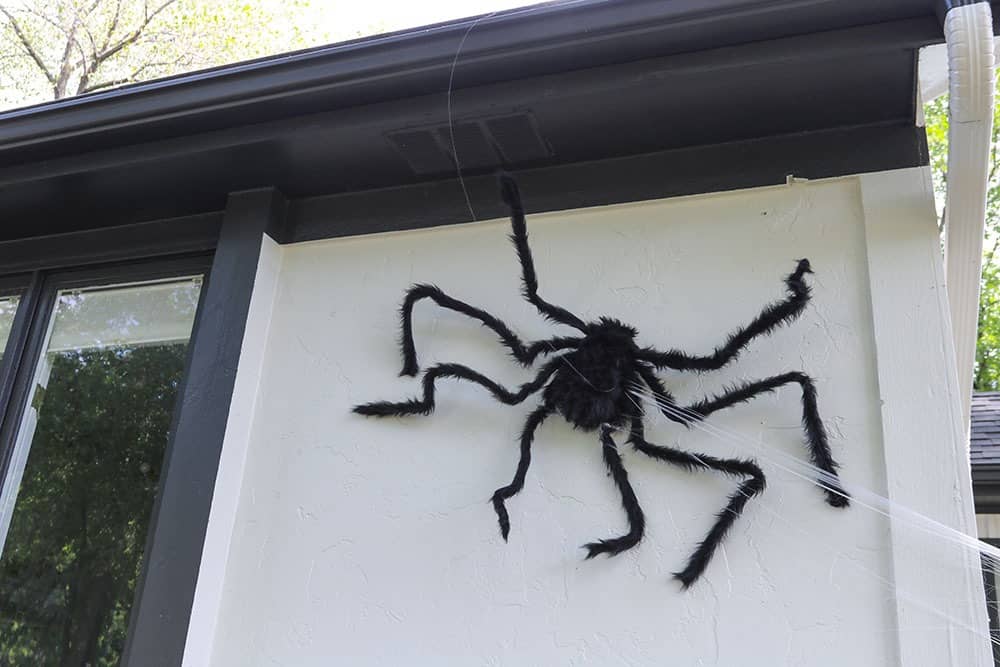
left=209, top=179, right=898, bottom=665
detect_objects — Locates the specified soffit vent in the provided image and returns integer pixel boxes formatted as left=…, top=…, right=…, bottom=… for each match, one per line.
left=386, top=112, right=552, bottom=176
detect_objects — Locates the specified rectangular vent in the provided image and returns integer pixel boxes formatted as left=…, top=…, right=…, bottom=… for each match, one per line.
left=386, top=112, right=551, bottom=176
left=436, top=122, right=499, bottom=171
left=485, top=114, right=550, bottom=163
left=386, top=129, right=456, bottom=175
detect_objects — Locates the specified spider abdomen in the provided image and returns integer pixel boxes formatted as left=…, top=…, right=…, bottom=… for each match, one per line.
left=544, top=335, right=638, bottom=431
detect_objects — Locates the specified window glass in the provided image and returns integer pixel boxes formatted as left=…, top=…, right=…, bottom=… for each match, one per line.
left=0, top=277, right=201, bottom=666
left=0, top=296, right=20, bottom=362
left=984, top=539, right=1000, bottom=667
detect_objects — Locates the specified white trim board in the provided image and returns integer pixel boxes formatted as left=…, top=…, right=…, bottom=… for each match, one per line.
left=859, top=167, right=991, bottom=666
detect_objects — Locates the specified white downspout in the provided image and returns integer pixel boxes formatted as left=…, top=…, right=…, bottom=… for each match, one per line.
left=942, top=0, right=996, bottom=434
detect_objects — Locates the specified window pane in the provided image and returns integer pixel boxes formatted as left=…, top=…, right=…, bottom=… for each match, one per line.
left=0, top=296, right=20, bottom=362
left=0, top=277, right=201, bottom=666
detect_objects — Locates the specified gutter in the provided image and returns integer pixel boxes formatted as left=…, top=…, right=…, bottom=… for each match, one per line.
left=0, top=1, right=959, bottom=162
left=939, top=0, right=997, bottom=433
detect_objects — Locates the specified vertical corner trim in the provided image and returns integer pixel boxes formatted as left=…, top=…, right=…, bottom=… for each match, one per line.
left=122, top=187, right=287, bottom=666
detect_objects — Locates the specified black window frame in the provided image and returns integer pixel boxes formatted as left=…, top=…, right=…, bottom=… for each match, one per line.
left=0, top=273, right=37, bottom=435
left=0, top=185, right=282, bottom=667
left=0, top=254, right=213, bottom=665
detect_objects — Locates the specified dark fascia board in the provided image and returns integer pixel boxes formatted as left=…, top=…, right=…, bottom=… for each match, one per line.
left=0, top=212, right=222, bottom=273
left=0, top=16, right=941, bottom=190
left=974, top=463, right=1000, bottom=483
left=0, top=0, right=961, bottom=158
left=289, top=122, right=928, bottom=242
left=974, top=463, right=1000, bottom=513
left=0, top=121, right=926, bottom=277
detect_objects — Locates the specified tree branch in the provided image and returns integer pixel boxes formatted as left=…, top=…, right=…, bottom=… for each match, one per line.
left=98, top=0, right=122, bottom=54
left=0, top=5, right=56, bottom=84
left=79, top=55, right=189, bottom=94
left=53, top=14, right=81, bottom=99
left=93, top=0, right=179, bottom=66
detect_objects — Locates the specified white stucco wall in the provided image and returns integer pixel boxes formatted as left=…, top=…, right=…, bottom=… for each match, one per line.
left=194, top=170, right=988, bottom=665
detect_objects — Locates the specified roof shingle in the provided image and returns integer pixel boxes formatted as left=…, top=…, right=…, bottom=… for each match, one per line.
left=971, top=393, right=1000, bottom=465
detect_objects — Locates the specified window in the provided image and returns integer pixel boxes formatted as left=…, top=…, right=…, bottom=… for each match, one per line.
left=0, top=276, right=202, bottom=666
left=0, top=295, right=19, bottom=362
left=985, top=538, right=1000, bottom=667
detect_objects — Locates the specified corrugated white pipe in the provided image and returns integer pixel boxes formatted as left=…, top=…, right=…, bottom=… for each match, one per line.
left=943, top=1, right=996, bottom=435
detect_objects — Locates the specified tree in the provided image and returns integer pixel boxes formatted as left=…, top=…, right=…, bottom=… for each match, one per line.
left=0, top=0, right=351, bottom=110
left=923, top=76, right=1000, bottom=391
left=0, top=344, right=188, bottom=666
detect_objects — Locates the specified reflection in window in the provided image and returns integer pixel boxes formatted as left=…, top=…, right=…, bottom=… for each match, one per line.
left=0, top=277, right=201, bottom=666
left=984, top=539, right=1000, bottom=667
left=0, top=296, right=20, bottom=362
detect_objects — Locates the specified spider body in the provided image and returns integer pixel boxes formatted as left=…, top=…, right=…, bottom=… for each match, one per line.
left=354, top=173, right=850, bottom=588
left=543, top=318, right=638, bottom=431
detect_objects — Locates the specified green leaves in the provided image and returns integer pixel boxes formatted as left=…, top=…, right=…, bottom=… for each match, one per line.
left=0, top=345, right=188, bottom=666
left=0, top=0, right=358, bottom=109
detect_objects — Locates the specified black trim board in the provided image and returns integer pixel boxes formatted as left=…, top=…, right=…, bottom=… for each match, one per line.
left=0, top=212, right=222, bottom=276
left=0, top=272, right=41, bottom=478
left=976, top=465, right=1000, bottom=513
left=122, top=189, right=285, bottom=666
left=289, top=122, right=928, bottom=242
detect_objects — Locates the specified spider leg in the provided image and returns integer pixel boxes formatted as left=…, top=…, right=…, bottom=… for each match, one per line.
left=627, top=415, right=765, bottom=589
left=499, top=173, right=588, bottom=333
left=398, top=283, right=581, bottom=376
left=492, top=404, right=553, bottom=540
left=636, top=259, right=813, bottom=371
left=673, top=372, right=849, bottom=508
left=353, top=357, right=562, bottom=417
left=583, top=425, right=646, bottom=559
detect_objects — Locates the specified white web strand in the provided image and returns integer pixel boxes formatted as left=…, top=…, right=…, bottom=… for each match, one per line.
left=620, top=380, right=999, bottom=646
left=442, top=2, right=996, bottom=649
left=446, top=10, right=497, bottom=223
left=444, top=0, right=615, bottom=224
left=626, top=381, right=1000, bottom=568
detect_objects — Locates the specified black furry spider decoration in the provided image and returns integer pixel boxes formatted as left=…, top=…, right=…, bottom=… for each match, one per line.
left=354, top=174, right=850, bottom=588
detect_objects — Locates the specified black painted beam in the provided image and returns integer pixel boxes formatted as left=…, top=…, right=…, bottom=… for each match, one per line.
left=289, top=122, right=928, bottom=242
left=122, top=189, right=285, bottom=666
left=0, top=213, right=222, bottom=275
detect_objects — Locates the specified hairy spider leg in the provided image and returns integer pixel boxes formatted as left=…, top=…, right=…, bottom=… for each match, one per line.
left=498, top=173, right=589, bottom=332
left=583, top=425, right=646, bottom=559
left=636, top=258, right=813, bottom=371
left=676, top=372, right=849, bottom=508
left=492, top=404, right=553, bottom=540
left=398, top=283, right=582, bottom=376
left=627, top=416, right=766, bottom=589
left=353, top=357, right=563, bottom=417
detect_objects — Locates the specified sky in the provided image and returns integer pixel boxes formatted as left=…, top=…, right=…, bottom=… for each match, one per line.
left=0, top=0, right=554, bottom=111
left=330, top=0, right=545, bottom=32
left=298, top=0, right=550, bottom=45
